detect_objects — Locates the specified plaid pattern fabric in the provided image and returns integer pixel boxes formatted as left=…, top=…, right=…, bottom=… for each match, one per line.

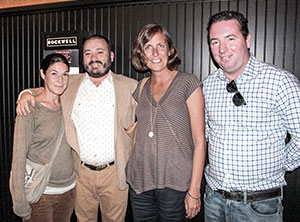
left=203, top=55, right=300, bottom=191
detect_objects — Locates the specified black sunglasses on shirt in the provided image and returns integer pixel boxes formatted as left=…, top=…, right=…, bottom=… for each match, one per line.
left=226, top=80, right=246, bottom=106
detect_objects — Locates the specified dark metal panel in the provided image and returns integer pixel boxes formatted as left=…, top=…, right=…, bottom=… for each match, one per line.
left=228, top=0, right=237, bottom=11
left=128, top=5, right=141, bottom=79
left=95, top=8, right=104, bottom=35
left=193, top=2, right=203, bottom=80
left=176, top=3, right=186, bottom=72
left=274, top=0, right=286, bottom=69
left=284, top=168, right=300, bottom=221
left=28, top=15, right=39, bottom=87
left=80, top=8, right=88, bottom=32
left=264, top=0, right=276, bottom=64
left=123, top=6, right=132, bottom=77
left=88, top=8, right=97, bottom=34
left=68, top=10, right=78, bottom=31
left=143, top=4, right=154, bottom=25
left=1, top=15, right=18, bottom=222
left=184, top=3, right=194, bottom=75
left=295, top=0, right=300, bottom=76
left=247, top=0, right=258, bottom=55
left=110, top=6, right=118, bottom=73
left=74, top=9, right=82, bottom=31
left=115, top=6, right=126, bottom=75
left=152, top=3, right=162, bottom=24
left=255, top=0, right=267, bottom=61
left=202, top=2, right=213, bottom=79
left=159, top=3, right=170, bottom=32
left=284, top=0, right=297, bottom=73
left=237, top=0, right=248, bottom=16
left=220, top=0, right=230, bottom=11
left=0, top=16, right=5, bottom=217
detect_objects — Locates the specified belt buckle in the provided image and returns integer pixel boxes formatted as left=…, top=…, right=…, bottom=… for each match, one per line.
left=246, top=193, right=255, bottom=202
left=218, top=190, right=228, bottom=199
left=95, top=164, right=107, bottom=171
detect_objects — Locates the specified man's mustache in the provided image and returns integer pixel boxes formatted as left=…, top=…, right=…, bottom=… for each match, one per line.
left=88, top=60, right=103, bottom=66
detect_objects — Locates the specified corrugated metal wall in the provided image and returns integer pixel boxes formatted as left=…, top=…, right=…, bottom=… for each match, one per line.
left=1, top=0, right=300, bottom=221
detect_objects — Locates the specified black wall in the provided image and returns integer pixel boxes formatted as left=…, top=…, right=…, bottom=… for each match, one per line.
left=1, top=0, right=300, bottom=221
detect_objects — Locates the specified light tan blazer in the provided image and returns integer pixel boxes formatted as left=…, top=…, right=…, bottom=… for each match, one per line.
left=61, top=71, right=137, bottom=190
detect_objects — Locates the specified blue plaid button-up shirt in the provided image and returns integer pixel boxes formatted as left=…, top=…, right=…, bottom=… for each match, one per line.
left=203, top=55, right=300, bottom=191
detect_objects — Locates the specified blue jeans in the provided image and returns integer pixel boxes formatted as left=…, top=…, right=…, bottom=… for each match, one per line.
left=130, top=187, right=187, bottom=222
left=204, top=185, right=283, bottom=222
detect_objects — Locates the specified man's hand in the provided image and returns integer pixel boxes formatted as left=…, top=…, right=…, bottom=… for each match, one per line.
left=16, top=92, right=36, bottom=116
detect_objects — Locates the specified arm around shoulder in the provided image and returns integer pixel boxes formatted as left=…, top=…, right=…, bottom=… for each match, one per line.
left=16, top=87, right=44, bottom=116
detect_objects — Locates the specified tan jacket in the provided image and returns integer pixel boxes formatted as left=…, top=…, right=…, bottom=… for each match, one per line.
left=60, top=72, right=137, bottom=190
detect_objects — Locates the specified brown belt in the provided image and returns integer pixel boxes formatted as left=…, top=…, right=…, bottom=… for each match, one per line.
left=82, top=161, right=114, bottom=171
left=216, top=188, right=281, bottom=202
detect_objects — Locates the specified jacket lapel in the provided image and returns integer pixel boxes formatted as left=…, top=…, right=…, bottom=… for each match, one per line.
left=112, top=73, right=128, bottom=144
left=61, top=74, right=86, bottom=152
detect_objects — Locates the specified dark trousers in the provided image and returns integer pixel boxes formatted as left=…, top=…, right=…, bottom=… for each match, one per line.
left=24, top=187, right=75, bottom=222
left=130, top=187, right=187, bottom=222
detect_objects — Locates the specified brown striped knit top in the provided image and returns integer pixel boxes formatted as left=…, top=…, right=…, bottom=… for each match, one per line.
left=126, top=71, right=201, bottom=194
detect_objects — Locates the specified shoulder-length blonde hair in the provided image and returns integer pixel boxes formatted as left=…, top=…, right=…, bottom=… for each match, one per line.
left=131, top=23, right=181, bottom=72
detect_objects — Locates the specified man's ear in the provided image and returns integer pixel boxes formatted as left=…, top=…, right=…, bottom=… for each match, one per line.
left=110, top=51, right=114, bottom=63
left=246, top=33, right=251, bottom=49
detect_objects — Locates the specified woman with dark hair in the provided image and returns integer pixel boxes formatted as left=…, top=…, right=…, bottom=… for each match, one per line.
left=126, top=24, right=206, bottom=221
left=10, top=53, right=78, bottom=222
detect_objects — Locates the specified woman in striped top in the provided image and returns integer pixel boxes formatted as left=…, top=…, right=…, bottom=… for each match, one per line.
left=126, top=23, right=206, bottom=221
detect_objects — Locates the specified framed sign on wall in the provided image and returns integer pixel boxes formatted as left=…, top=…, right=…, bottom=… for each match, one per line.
left=42, top=31, right=90, bottom=74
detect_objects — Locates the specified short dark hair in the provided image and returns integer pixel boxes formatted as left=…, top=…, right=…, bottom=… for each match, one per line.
left=207, top=11, right=249, bottom=43
left=131, top=23, right=181, bottom=71
left=84, top=34, right=111, bottom=53
left=41, top=53, right=69, bottom=74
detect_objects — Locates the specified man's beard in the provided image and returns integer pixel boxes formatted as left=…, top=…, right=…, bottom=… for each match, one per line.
left=85, top=59, right=111, bottom=78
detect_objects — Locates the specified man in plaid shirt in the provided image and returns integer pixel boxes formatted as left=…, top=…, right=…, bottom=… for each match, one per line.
left=202, top=10, right=300, bottom=222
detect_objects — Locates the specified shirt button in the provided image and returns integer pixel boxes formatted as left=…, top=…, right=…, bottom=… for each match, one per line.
left=226, top=127, right=231, bottom=131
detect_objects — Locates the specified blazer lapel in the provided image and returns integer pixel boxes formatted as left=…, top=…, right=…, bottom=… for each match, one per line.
left=61, top=75, right=85, bottom=124
left=112, top=73, right=128, bottom=144
left=61, top=74, right=86, bottom=152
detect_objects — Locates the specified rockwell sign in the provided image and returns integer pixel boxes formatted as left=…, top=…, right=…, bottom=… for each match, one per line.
left=46, top=36, right=78, bottom=47
left=42, top=31, right=87, bottom=73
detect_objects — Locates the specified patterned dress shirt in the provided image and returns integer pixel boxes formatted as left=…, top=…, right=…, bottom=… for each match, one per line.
left=203, top=55, right=300, bottom=192
left=72, top=72, right=115, bottom=165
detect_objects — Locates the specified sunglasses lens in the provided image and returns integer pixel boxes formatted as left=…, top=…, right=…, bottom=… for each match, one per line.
left=226, top=81, right=238, bottom=93
left=232, top=92, right=246, bottom=106
left=226, top=81, right=246, bottom=106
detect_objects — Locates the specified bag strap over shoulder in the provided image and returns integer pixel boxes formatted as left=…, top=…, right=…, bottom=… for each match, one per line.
left=48, top=116, right=64, bottom=166
left=138, top=77, right=150, bottom=102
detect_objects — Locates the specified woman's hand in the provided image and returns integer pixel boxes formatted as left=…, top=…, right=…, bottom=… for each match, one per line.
left=23, top=213, right=31, bottom=221
left=185, top=191, right=201, bottom=219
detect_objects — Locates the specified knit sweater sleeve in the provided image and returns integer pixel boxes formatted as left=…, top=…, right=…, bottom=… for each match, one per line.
left=29, top=87, right=44, bottom=96
left=9, top=106, right=36, bottom=219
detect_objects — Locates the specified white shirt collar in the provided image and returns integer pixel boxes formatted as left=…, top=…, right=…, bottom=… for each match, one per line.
left=84, top=71, right=114, bottom=87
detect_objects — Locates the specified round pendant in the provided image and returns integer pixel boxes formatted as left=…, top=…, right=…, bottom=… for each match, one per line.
left=148, top=131, right=154, bottom=138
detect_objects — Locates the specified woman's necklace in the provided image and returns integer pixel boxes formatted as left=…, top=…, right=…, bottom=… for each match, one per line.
left=149, top=81, right=159, bottom=138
